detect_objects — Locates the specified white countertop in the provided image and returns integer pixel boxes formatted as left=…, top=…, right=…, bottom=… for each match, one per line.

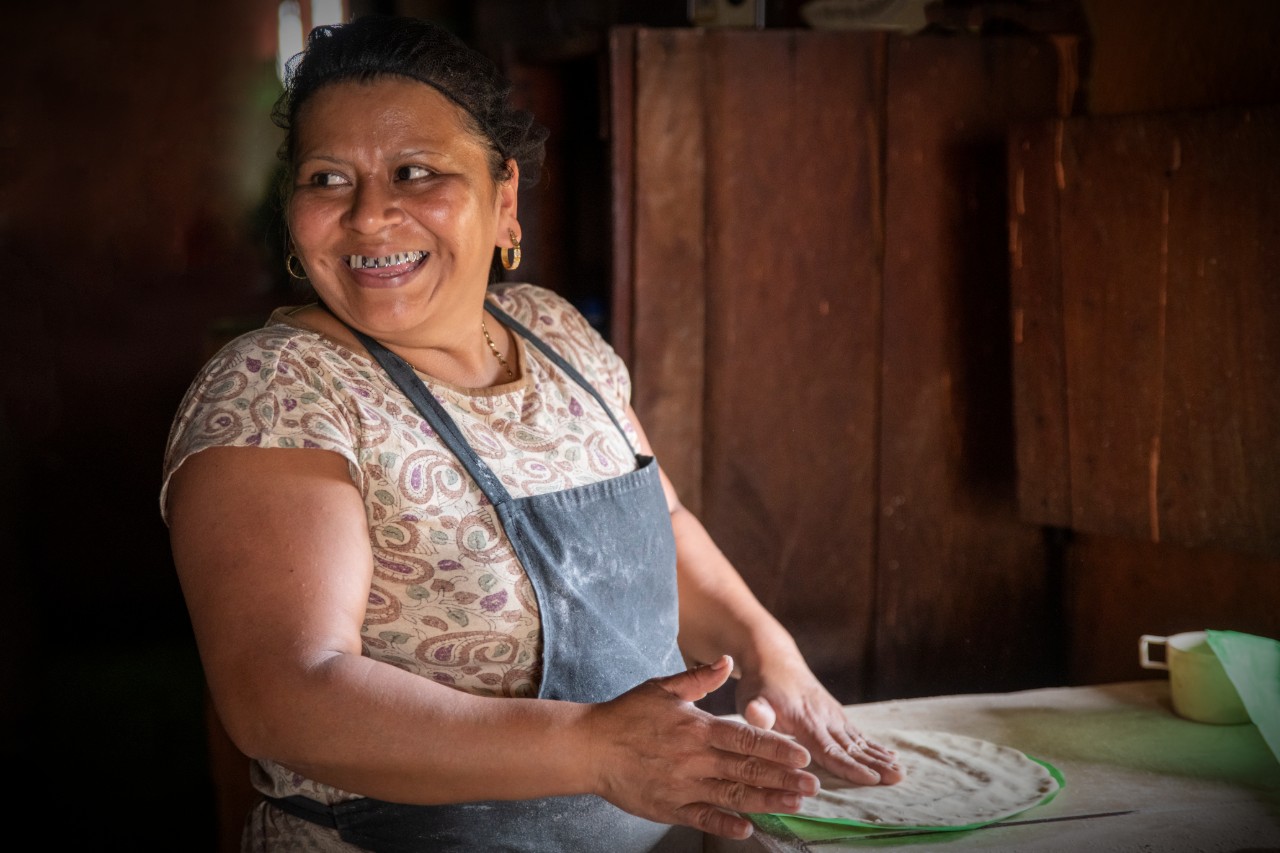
left=705, top=680, right=1280, bottom=852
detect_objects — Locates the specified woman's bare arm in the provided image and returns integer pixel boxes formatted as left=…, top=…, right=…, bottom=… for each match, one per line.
left=168, top=445, right=817, bottom=837
left=624, top=406, right=904, bottom=787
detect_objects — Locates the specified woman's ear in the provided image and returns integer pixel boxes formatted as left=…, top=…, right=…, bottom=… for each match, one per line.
left=495, top=159, right=520, bottom=237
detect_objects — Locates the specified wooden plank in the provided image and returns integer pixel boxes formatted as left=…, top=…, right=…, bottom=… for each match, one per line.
left=877, top=34, right=1069, bottom=700
left=1009, top=117, right=1072, bottom=527
left=627, top=28, right=708, bottom=514
left=1082, top=0, right=1280, bottom=116
left=608, top=26, right=636, bottom=367
left=1058, top=115, right=1172, bottom=540
left=1065, top=532, right=1280, bottom=685
left=700, top=30, right=883, bottom=699
left=1057, top=105, right=1280, bottom=554
left=1158, top=106, right=1280, bottom=554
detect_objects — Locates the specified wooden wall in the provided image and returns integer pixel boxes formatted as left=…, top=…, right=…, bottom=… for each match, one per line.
left=612, top=28, right=883, bottom=702
left=1046, top=0, right=1280, bottom=683
left=613, top=7, right=1280, bottom=700
left=1080, top=0, right=1280, bottom=116
left=612, top=28, right=1075, bottom=703
left=1011, top=106, right=1280, bottom=554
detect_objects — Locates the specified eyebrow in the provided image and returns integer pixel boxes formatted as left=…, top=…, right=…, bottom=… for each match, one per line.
left=297, top=149, right=448, bottom=166
left=298, top=155, right=347, bottom=166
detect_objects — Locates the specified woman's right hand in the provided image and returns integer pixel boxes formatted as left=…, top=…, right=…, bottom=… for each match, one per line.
left=583, top=655, right=819, bottom=840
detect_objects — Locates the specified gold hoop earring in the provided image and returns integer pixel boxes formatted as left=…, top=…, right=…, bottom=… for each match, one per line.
left=286, top=253, right=308, bottom=280
left=500, top=230, right=521, bottom=271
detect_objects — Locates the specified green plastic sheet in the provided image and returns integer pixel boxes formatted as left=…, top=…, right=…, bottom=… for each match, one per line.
left=1206, top=629, right=1280, bottom=765
left=764, top=756, right=1064, bottom=840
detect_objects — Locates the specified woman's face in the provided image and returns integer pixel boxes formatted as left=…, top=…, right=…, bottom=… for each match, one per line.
left=287, top=77, right=517, bottom=342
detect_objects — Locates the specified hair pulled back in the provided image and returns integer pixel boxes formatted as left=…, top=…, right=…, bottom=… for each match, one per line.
left=272, top=15, right=548, bottom=189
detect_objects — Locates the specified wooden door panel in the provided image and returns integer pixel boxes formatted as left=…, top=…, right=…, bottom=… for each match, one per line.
left=700, top=30, right=883, bottom=694
left=1009, top=117, right=1073, bottom=527
left=876, top=36, right=1067, bottom=699
left=616, top=28, right=1073, bottom=702
left=1014, top=105, right=1280, bottom=555
left=1159, top=108, right=1280, bottom=551
left=621, top=27, right=709, bottom=516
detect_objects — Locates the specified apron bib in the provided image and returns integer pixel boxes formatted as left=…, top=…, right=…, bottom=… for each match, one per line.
left=267, top=301, right=697, bottom=852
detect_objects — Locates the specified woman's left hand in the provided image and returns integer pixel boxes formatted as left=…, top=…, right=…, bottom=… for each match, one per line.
left=736, top=657, right=904, bottom=787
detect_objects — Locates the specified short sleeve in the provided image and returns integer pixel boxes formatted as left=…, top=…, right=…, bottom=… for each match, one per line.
left=159, top=325, right=361, bottom=523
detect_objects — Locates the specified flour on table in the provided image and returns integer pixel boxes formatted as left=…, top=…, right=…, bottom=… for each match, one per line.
left=795, top=729, right=1058, bottom=827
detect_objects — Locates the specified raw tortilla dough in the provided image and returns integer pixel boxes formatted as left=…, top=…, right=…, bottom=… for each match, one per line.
left=794, top=729, right=1059, bottom=827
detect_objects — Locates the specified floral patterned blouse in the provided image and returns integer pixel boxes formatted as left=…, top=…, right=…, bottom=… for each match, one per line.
left=161, top=283, right=640, bottom=823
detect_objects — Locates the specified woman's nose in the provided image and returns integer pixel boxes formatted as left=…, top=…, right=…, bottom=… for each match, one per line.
left=343, top=181, right=404, bottom=233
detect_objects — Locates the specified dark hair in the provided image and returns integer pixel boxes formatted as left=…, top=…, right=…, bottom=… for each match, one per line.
left=272, top=15, right=548, bottom=190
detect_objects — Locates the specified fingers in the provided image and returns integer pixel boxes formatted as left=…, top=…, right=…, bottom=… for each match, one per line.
left=743, top=696, right=777, bottom=731
left=861, top=737, right=906, bottom=785
left=709, top=752, right=818, bottom=799
left=673, top=802, right=755, bottom=840
left=817, top=728, right=904, bottom=786
left=846, top=731, right=902, bottom=783
left=589, top=667, right=820, bottom=838
left=707, top=717, right=811, bottom=770
left=698, top=776, right=804, bottom=817
left=655, top=655, right=734, bottom=703
left=641, top=738, right=815, bottom=840
left=671, top=767, right=816, bottom=841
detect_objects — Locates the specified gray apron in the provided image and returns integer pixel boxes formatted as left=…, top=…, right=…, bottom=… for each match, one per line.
left=266, top=302, right=699, bottom=852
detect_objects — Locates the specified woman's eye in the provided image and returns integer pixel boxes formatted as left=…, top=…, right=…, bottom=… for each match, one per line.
left=308, top=171, right=350, bottom=188
left=396, top=165, right=432, bottom=181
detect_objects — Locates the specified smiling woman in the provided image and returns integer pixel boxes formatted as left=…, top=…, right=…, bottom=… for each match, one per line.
left=284, top=77, right=519, bottom=384
left=160, top=14, right=902, bottom=853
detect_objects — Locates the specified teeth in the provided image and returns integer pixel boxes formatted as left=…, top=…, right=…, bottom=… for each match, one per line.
left=348, top=251, right=427, bottom=270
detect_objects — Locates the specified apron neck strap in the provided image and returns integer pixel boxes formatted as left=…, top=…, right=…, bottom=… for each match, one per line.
left=345, top=296, right=639, bottom=507
left=348, top=326, right=514, bottom=506
left=484, top=300, right=638, bottom=457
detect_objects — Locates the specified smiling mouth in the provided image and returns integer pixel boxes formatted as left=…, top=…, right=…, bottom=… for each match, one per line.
left=346, top=250, right=428, bottom=271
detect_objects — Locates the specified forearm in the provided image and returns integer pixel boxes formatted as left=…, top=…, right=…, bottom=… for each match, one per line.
left=219, top=650, right=594, bottom=805
left=667, top=505, right=904, bottom=787
left=171, top=448, right=597, bottom=807
left=670, top=504, right=805, bottom=677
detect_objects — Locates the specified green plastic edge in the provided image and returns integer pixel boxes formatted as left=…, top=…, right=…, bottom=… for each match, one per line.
left=761, top=754, right=1066, bottom=835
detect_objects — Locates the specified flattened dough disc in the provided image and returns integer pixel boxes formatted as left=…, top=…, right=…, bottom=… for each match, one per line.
left=793, top=729, right=1060, bottom=828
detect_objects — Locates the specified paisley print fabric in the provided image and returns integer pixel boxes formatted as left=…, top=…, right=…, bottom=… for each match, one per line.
left=161, top=283, right=638, bottom=822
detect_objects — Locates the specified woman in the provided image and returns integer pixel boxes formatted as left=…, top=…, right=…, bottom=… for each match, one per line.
left=162, top=15, right=901, bottom=853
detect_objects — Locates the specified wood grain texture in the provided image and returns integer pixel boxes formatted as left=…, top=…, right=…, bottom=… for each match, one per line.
left=608, top=26, right=637, bottom=368
left=1080, top=0, right=1280, bottom=116
left=1058, top=114, right=1173, bottom=541
left=1051, top=105, right=1280, bottom=554
left=1009, top=118, right=1072, bottom=527
left=616, top=29, right=1077, bottom=703
left=625, top=28, right=708, bottom=515
left=640, top=31, right=880, bottom=696
left=699, top=30, right=883, bottom=696
left=876, top=35, right=1069, bottom=700
left=1065, top=532, right=1280, bottom=685
left=1158, top=107, right=1280, bottom=552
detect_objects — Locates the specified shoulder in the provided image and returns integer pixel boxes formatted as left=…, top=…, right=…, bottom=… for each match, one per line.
left=201, top=315, right=318, bottom=373
left=207, top=309, right=345, bottom=371
left=162, top=316, right=366, bottom=477
left=192, top=310, right=379, bottom=402
left=488, top=283, right=612, bottom=363
left=488, top=282, right=633, bottom=410
left=487, top=282, right=583, bottom=330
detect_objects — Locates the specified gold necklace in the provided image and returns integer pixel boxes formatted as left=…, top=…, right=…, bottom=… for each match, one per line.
left=481, top=318, right=515, bottom=380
